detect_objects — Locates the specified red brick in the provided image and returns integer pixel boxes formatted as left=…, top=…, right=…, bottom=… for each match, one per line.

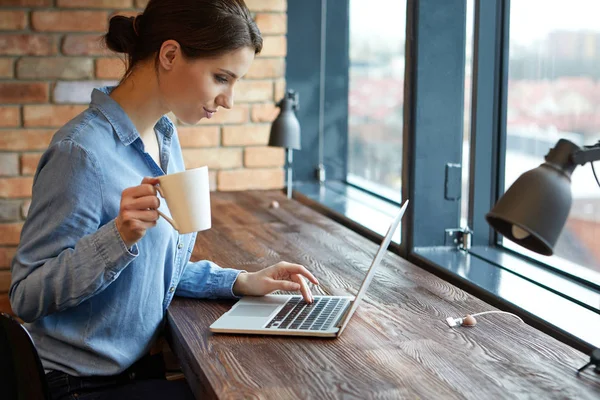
left=217, top=168, right=284, bottom=191
left=0, top=107, right=21, bottom=128
left=182, top=148, right=242, bottom=170
left=0, top=58, right=13, bottom=79
left=236, top=80, right=273, bottom=103
left=259, top=36, right=286, bottom=57
left=0, top=270, right=10, bottom=292
left=222, top=124, right=270, bottom=146
left=251, top=103, right=278, bottom=123
left=17, top=57, right=94, bottom=80
left=0, top=130, right=55, bottom=151
left=0, top=82, right=48, bottom=104
left=176, top=126, right=220, bottom=148
left=244, top=146, right=285, bottom=168
left=62, top=34, right=110, bottom=56
left=0, top=34, right=57, bottom=56
left=0, top=11, right=28, bottom=31
left=24, top=105, right=87, bottom=128
left=0, top=223, right=23, bottom=245
left=0, top=247, right=16, bottom=268
left=246, top=58, right=284, bottom=80
left=32, top=11, right=108, bottom=32
left=197, top=105, right=249, bottom=125
left=0, top=178, right=33, bottom=198
left=20, top=153, right=42, bottom=175
left=0, top=294, right=13, bottom=316
left=58, top=0, right=133, bottom=8
left=255, top=14, right=287, bottom=35
left=1, top=0, right=51, bottom=5
left=0, top=154, right=19, bottom=176
left=95, top=57, right=126, bottom=79
left=245, top=0, right=286, bottom=12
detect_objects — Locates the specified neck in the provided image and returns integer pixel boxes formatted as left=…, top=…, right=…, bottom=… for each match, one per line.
left=109, top=63, right=169, bottom=142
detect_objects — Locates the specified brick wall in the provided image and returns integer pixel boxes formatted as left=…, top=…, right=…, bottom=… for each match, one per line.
left=0, top=0, right=287, bottom=315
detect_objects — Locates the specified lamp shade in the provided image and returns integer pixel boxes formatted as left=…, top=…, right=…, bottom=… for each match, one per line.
left=485, top=139, right=580, bottom=256
left=269, top=90, right=301, bottom=150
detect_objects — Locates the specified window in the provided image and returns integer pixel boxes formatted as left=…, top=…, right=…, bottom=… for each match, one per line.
left=503, top=0, right=600, bottom=284
left=346, top=0, right=406, bottom=203
left=287, top=0, right=600, bottom=351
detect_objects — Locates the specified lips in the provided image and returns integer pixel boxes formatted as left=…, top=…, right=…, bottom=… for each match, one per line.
left=203, top=107, right=216, bottom=119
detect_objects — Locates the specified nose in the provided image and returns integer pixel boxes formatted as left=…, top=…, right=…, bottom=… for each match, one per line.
left=216, top=87, right=234, bottom=110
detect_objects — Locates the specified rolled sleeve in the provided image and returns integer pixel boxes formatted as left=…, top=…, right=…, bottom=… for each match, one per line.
left=175, top=260, right=245, bottom=299
left=93, top=220, right=138, bottom=274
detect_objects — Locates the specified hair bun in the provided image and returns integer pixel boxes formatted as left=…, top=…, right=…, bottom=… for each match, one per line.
left=105, top=15, right=138, bottom=55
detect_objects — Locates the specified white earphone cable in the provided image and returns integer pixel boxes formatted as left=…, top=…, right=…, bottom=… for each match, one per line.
left=469, top=310, right=524, bottom=323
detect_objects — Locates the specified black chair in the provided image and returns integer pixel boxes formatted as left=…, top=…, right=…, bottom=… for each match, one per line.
left=0, top=312, right=51, bottom=400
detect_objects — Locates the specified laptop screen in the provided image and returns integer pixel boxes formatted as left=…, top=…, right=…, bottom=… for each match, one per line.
left=337, top=199, right=409, bottom=336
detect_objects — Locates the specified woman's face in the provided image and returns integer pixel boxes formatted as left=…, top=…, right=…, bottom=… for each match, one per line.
left=158, top=43, right=256, bottom=124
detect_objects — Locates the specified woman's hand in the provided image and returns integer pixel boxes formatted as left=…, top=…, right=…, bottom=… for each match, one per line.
left=233, top=261, right=320, bottom=303
left=115, top=177, right=161, bottom=248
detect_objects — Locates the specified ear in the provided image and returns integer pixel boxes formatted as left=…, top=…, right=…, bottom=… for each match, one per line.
left=158, top=40, right=181, bottom=71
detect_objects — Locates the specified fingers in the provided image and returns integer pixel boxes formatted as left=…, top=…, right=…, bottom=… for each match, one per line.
left=122, top=195, right=160, bottom=211
left=141, top=176, right=160, bottom=186
left=270, top=279, right=301, bottom=292
left=121, top=209, right=159, bottom=223
left=116, top=177, right=161, bottom=248
left=291, top=274, right=313, bottom=303
left=276, top=262, right=319, bottom=285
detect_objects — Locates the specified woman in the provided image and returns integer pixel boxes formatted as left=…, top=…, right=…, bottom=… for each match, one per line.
left=9, top=0, right=318, bottom=398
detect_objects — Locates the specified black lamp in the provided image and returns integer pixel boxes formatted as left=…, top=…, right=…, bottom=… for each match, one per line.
left=486, top=138, right=600, bottom=256
left=269, top=89, right=301, bottom=199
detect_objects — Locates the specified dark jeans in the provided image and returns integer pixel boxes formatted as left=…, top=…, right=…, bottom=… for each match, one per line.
left=46, top=353, right=195, bottom=400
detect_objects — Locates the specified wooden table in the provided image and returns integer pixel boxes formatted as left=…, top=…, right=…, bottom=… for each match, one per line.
left=166, top=191, right=600, bottom=399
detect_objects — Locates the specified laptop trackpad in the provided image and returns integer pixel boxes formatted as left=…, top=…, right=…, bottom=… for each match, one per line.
left=228, top=305, right=278, bottom=317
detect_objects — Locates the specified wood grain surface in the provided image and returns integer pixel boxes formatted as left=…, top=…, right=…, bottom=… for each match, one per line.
left=167, top=190, right=600, bottom=400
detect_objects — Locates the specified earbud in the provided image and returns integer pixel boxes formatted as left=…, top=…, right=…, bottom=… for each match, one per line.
left=446, top=314, right=477, bottom=327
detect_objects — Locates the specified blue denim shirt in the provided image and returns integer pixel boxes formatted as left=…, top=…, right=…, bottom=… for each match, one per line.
left=10, top=87, right=242, bottom=377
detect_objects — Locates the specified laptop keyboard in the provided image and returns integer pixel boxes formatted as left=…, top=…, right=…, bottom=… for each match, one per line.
left=265, top=296, right=350, bottom=331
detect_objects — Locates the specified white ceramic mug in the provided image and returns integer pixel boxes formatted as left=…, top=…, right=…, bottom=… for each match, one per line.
left=155, top=166, right=211, bottom=234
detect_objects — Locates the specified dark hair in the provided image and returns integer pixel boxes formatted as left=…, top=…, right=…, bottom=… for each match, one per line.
left=104, top=0, right=263, bottom=80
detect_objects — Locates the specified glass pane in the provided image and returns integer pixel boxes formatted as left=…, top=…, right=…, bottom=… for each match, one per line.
left=346, top=0, right=406, bottom=203
left=505, top=0, right=600, bottom=279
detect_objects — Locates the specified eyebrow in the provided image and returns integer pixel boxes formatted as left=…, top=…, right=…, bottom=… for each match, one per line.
left=218, top=68, right=238, bottom=80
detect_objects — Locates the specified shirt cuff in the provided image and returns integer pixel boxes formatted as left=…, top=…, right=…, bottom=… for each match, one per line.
left=92, top=219, right=138, bottom=274
left=212, top=268, right=246, bottom=299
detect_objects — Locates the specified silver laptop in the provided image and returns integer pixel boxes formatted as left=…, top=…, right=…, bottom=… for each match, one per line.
left=210, top=199, right=409, bottom=338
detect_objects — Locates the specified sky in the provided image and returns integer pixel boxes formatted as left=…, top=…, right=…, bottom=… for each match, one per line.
left=349, top=0, right=600, bottom=48
left=510, top=0, right=600, bottom=46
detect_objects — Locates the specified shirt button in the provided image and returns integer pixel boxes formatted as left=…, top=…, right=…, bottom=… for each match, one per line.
left=177, top=243, right=183, bottom=249
left=169, top=287, right=175, bottom=293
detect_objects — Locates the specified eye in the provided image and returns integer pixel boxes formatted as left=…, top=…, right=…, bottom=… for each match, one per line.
left=214, top=75, right=228, bottom=84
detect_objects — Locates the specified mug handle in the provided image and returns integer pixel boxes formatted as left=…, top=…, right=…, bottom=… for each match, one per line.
left=155, top=185, right=179, bottom=231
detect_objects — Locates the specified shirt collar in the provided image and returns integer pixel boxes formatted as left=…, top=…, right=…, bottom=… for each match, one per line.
left=90, top=86, right=174, bottom=146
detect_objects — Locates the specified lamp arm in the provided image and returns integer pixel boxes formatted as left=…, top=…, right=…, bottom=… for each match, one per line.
left=570, top=145, right=600, bottom=166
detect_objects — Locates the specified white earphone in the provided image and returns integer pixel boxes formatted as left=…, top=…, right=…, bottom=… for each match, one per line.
left=446, top=311, right=524, bottom=327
